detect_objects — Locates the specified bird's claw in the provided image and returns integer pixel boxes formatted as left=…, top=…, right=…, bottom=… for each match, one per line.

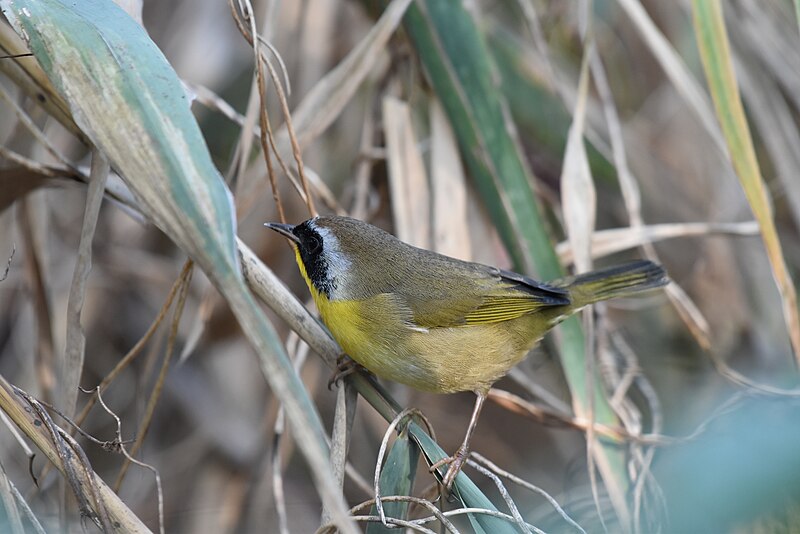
left=430, top=445, right=469, bottom=491
left=327, top=354, right=363, bottom=390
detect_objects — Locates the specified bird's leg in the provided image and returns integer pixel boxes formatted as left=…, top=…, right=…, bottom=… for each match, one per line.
left=430, top=392, right=487, bottom=490
left=327, top=354, right=364, bottom=389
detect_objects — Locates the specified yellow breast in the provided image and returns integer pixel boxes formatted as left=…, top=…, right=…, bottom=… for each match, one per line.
left=294, top=246, right=539, bottom=393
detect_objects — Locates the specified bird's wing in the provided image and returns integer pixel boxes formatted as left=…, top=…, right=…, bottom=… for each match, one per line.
left=405, top=267, right=570, bottom=328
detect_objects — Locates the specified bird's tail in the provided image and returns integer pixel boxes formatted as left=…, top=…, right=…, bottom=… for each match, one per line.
left=556, top=260, right=668, bottom=307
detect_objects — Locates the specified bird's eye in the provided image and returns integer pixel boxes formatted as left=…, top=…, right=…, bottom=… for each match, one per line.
left=306, top=234, right=322, bottom=254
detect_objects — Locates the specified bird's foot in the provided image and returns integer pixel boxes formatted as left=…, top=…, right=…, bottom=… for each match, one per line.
left=430, top=445, right=470, bottom=491
left=327, top=354, right=364, bottom=389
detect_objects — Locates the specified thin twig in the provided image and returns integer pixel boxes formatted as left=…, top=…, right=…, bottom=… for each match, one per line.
left=597, top=325, right=650, bottom=531
left=0, top=145, right=58, bottom=176
left=709, top=350, right=800, bottom=396
left=318, top=495, right=458, bottom=534
left=610, top=333, right=663, bottom=533
left=507, top=367, right=573, bottom=415
left=471, top=452, right=587, bottom=534
left=270, top=331, right=309, bottom=534
left=75, top=259, right=193, bottom=428
left=19, top=201, right=55, bottom=403
left=13, top=388, right=101, bottom=527
left=328, top=504, right=564, bottom=534
left=487, top=387, right=737, bottom=446
left=271, top=331, right=310, bottom=534
left=319, top=514, right=438, bottom=534
left=189, top=82, right=260, bottom=136
left=589, top=40, right=711, bottom=349
left=1, top=379, right=149, bottom=530
left=0, top=83, right=81, bottom=172
left=259, top=43, right=316, bottom=216
left=33, top=396, right=132, bottom=452
left=374, top=408, right=434, bottom=526
left=346, top=495, right=459, bottom=533
left=229, top=0, right=288, bottom=222
left=439, top=507, right=546, bottom=532
left=257, top=36, right=292, bottom=98
left=467, top=459, right=537, bottom=534
left=246, top=0, right=282, bottom=210
left=58, top=430, right=114, bottom=531
left=93, top=386, right=165, bottom=534
left=271, top=407, right=289, bottom=534
left=114, top=262, right=193, bottom=490
left=323, top=369, right=358, bottom=525
left=249, top=10, right=313, bottom=214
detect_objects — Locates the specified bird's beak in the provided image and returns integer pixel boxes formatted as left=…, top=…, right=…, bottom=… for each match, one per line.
left=264, top=222, right=300, bottom=245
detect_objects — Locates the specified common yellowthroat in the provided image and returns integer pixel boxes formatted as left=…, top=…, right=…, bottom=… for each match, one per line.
left=265, top=216, right=668, bottom=488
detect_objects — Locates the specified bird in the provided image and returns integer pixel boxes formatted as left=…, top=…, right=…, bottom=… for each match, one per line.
left=265, top=215, right=668, bottom=489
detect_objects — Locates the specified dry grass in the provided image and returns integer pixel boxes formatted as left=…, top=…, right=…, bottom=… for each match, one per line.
left=1, top=0, right=800, bottom=532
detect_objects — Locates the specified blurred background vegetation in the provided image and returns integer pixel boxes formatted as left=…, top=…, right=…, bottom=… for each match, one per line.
left=1, top=0, right=800, bottom=532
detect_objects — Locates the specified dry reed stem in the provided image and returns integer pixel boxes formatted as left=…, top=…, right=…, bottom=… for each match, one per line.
left=61, top=151, right=108, bottom=421
left=74, top=258, right=194, bottom=427
left=0, top=381, right=150, bottom=531
left=114, top=261, right=193, bottom=490
left=19, top=203, right=55, bottom=403
left=373, top=408, right=431, bottom=526
left=228, top=0, right=315, bottom=219
left=269, top=340, right=309, bottom=534
left=92, top=387, right=165, bottom=534
left=587, top=42, right=711, bottom=349
left=323, top=379, right=358, bottom=525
